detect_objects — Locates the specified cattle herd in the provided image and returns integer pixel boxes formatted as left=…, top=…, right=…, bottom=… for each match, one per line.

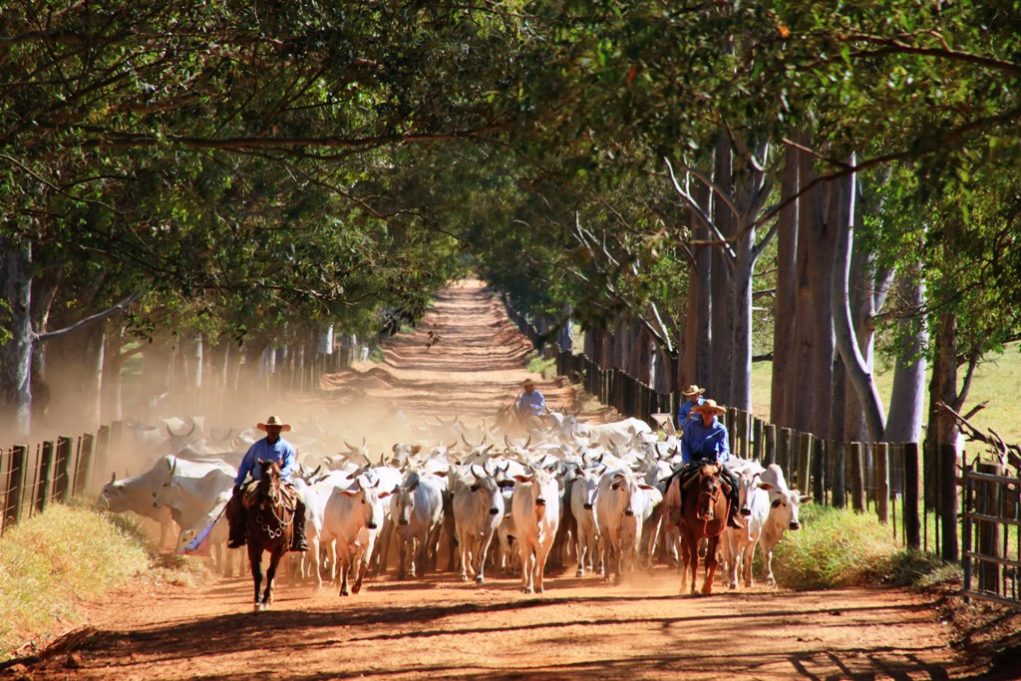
left=97, top=411, right=810, bottom=601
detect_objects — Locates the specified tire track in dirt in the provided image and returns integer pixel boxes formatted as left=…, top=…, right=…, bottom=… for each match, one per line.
left=9, top=280, right=978, bottom=680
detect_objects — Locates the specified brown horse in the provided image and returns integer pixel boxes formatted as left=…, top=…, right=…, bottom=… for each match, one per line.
left=245, top=460, right=295, bottom=611
left=673, top=462, right=731, bottom=595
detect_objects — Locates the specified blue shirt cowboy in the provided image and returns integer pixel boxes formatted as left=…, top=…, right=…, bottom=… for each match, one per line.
left=677, top=396, right=706, bottom=426
left=234, top=437, right=297, bottom=486
left=516, top=383, right=547, bottom=416
left=681, top=415, right=730, bottom=465
left=676, top=385, right=707, bottom=428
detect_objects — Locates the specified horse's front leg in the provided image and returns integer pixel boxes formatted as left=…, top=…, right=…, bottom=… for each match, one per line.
left=702, top=536, right=719, bottom=595
left=263, top=548, right=283, bottom=608
left=249, top=544, right=263, bottom=611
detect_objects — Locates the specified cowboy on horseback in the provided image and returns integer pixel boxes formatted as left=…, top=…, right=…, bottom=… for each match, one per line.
left=226, top=415, right=308, bottom=552
left=679, top=399, right=743, bottom=529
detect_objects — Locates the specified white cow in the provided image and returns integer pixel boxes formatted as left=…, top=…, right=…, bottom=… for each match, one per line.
left=570, top=466, right=604, bottom=577
left=452, top=463, right=505, bottom=584
left=99, top=465, right=177, bottom=550
left=322, top=474, right=392, bottom=596
left=756, top=463, right=811, bottom=586
left=595, top=468, right=659, bottom=582
left=393, top=471, right=446, bottom=579
left=152, top=456, right=237, bottom=538
left=724, top=463, right=769, bottom=589
left=510, top=464, right=561, bottom=594
left=576, top=417, right=652, bottom=448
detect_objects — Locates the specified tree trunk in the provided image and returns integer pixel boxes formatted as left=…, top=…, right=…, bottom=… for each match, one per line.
left=710, top=133, right=734, bottom=402
left=682, top=177, right=712, bottom=390
left=771, top=145, right=799, bottom=428
left=29, top=269, right=60, bottom=434
left=886, top=270, right=928, bottom=445
left=0, top=237, right=33, bottom=437
left=831, top=162, right=885, bottom=442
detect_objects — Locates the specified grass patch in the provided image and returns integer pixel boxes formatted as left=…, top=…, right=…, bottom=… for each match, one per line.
left=0, top=503, right=205, bottom=661
left=526, top=353, right=556, bottom=379
left=771, top=504, right=965, bottom=590
left=773, top=505, right=904, bottom=589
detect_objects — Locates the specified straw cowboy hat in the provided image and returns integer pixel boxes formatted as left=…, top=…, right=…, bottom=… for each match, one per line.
left=694, top=399, right=727, bottom=415
left=257, top=415, right=292, bottom=432
left=681, top=384, right=706, bottom=397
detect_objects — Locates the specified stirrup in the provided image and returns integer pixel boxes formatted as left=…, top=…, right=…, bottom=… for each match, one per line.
left=227, top=537, right=246, bottom=549
left=727, top=514, right=743, bottom=529
left=290, top=541, right=309, bottom=553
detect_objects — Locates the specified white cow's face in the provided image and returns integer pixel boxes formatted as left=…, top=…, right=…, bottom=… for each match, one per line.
left=760, top=481, right=811, bottom=530
left=341, top=476, right=390, bottom=530
left=469, top=467, right=504, bottom=517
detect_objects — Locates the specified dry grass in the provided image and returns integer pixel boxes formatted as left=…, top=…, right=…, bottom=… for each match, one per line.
left=0, top=504, right=156, bottom=660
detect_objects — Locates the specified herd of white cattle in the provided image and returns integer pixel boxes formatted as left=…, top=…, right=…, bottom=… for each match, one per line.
left=98, top=413, right=810, bottom=596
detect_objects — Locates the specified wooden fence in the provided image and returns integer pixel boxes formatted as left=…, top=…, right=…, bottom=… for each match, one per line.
left=0, top=426, right=111, bottom=535
left=962, top=459, right=1021, bottom=606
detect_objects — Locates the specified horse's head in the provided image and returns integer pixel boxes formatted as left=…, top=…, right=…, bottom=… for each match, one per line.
left=696, top=462, right=722, bottom=521
left=256, top=459, right=283, bottom=505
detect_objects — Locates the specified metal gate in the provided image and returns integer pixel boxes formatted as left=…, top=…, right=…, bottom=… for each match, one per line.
left=962, top=459, right=1021, bottom=606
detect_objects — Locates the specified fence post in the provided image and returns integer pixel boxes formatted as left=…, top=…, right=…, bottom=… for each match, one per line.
left=727, top=408, right=738, bottom=455
left=752, top=418, right=763, bottom=461
left=797, top=433, right=812, bottom=494
left=813, top=438, right=826, bottom=504
left=764, top=424, right=776, bottom=466
left=37, top=441, right=55, bottom=513
left=5, top=445, right=29, bottom=529
left=876, top=442, right=890, bottom=524
left=961, top=463, right=973, bottom=601
left=939, top=443, right=959, bottom=561
left=76, top=433, right=96, bottom=496
left=903, top=442, right=921, bottom=550
left=850, top=442, right=866, bottom=512
left=54, top=436, right=74, bottom=502
left=778, top=428, right=792, bottom=472
left=831, top=441, right=846, bottom=508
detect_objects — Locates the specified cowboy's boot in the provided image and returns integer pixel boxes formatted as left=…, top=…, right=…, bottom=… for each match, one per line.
left=290, top=501, right=308, bottom=552
left=227, top=505, right=247, bottom=548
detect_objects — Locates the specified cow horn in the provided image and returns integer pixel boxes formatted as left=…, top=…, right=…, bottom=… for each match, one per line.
left=110, top=471, right=116, bottom=483
left=504, top=435, right=512, bottom=449
left=379, top=452, right=385, bottom=466
left=524, top=436, right=531, bottom=449
left=447, top=441, right=457, bottom=451
left=344, top=438, right=356, bottom=451
left=362, top=436, right=367, bottom=448
left=309, top=464, right=322, bottom=479
left=168, top=455, right=177, bottom=477
left=483, top=459, right=493, bottom=476
left=483, top=444, right=494, bottom=455
left=471, top=464, right=483, bottom=480
left=461, top=434, right=473, bottom=448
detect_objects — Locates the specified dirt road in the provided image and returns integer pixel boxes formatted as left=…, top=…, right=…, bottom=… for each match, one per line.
left=13, top=281, right=974, bottom=679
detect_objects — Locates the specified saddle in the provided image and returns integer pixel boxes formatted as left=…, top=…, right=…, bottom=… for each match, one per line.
left=241, top=479, right=299, bottom=511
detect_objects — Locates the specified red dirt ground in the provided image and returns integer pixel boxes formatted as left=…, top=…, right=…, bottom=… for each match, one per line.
left=7, top=280, right=983, bottom=680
